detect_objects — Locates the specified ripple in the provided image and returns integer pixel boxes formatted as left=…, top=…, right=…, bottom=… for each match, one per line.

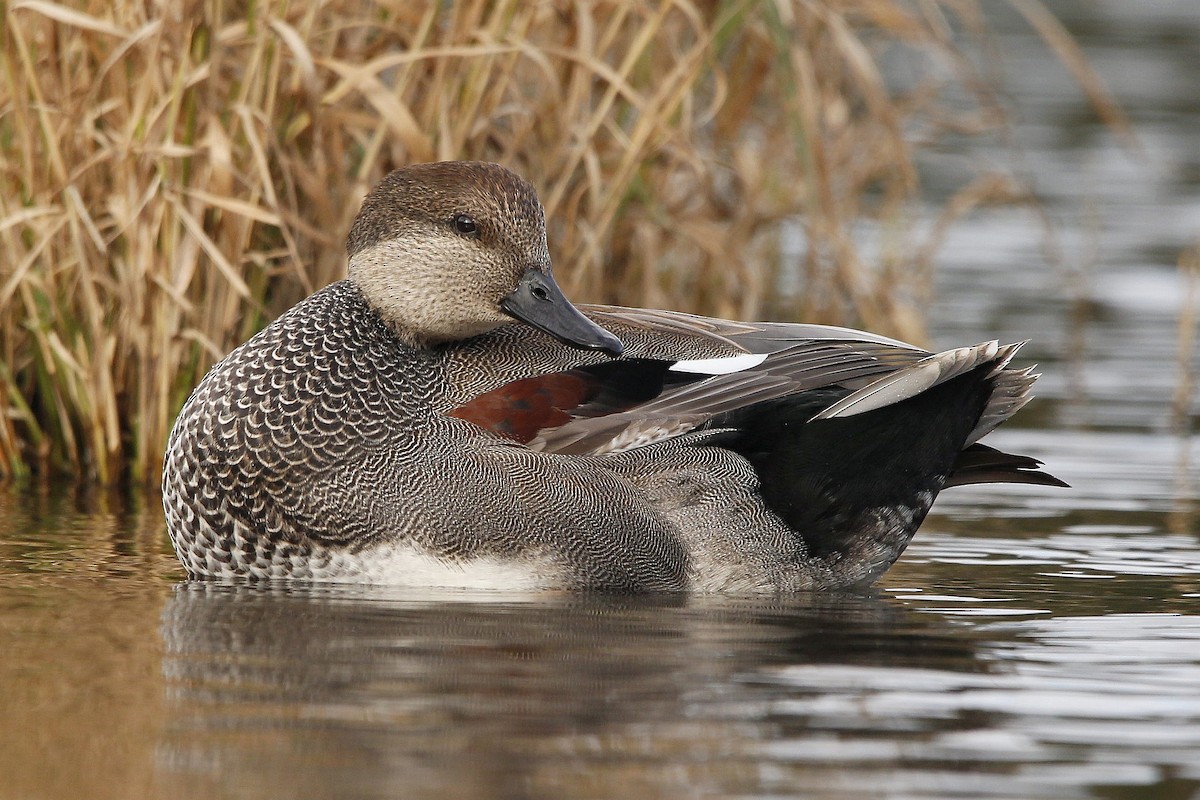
left=905, top=532, right=1200, bottom=578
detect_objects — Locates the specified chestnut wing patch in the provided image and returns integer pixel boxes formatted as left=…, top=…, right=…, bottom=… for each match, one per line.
left=448, top=359, right=701, bottom=444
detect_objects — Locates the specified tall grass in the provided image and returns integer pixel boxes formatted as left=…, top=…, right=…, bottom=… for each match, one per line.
left=0, top=0, right=1105, bottom=484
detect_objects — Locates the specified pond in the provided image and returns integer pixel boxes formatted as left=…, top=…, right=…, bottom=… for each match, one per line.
left=2, top=5, right=1198, bottom=799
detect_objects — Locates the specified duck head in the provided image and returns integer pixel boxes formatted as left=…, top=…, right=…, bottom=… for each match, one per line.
left=346, top=161, right=624, bottom=356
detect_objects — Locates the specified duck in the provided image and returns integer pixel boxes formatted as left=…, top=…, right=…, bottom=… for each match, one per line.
left=162, top=160, right=1064, bottom=592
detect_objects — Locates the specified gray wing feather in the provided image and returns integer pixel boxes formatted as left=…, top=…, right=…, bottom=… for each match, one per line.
left=531, top=340, right=930, bottom=455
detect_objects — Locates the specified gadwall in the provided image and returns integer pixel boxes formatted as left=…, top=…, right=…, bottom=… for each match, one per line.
left=162, top=161, right=1064, bottom=591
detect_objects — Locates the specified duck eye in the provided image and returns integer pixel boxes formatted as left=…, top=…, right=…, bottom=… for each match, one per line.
left=453, top=214, right=479, bottom=237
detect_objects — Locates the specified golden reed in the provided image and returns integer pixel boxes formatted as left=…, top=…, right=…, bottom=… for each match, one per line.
left=0, top=0, right=1113, bottom=483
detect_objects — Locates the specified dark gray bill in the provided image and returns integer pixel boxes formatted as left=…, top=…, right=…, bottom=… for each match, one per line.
left=501, top=268, right=624, bottom=357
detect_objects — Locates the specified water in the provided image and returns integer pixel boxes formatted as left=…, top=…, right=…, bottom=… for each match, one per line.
left=2, top=4, right=1199, bottom=799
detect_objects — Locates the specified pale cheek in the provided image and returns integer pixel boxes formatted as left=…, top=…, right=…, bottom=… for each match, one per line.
left=348, top=239, right=512, bottom=342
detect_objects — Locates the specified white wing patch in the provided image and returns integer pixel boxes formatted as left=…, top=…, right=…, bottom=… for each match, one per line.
left=671, top=352, right=768, bottom=375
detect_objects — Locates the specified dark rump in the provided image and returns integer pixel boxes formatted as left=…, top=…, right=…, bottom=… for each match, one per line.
left=708, top=363, right=1063, bottom=569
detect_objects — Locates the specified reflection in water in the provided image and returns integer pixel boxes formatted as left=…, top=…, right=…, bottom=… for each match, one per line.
left=155, top=586, right=1200, bottom=800
left=0, top=488, right=174, bottom=800
left=157, top=585, right=985, bottom=800
left=752, top=614, right=1200, bottom=798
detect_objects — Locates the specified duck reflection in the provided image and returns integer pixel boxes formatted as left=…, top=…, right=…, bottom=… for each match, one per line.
left=157, top=584, right=987, bottom=799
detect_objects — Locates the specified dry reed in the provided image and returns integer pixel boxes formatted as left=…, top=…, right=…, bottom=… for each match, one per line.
left=0, top=0, right=1103, bottom=484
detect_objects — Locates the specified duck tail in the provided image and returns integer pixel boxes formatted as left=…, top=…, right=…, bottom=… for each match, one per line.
left=711, top=344, right=1062, bottom=587
left=945, top=443, right=1069, bottom=488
